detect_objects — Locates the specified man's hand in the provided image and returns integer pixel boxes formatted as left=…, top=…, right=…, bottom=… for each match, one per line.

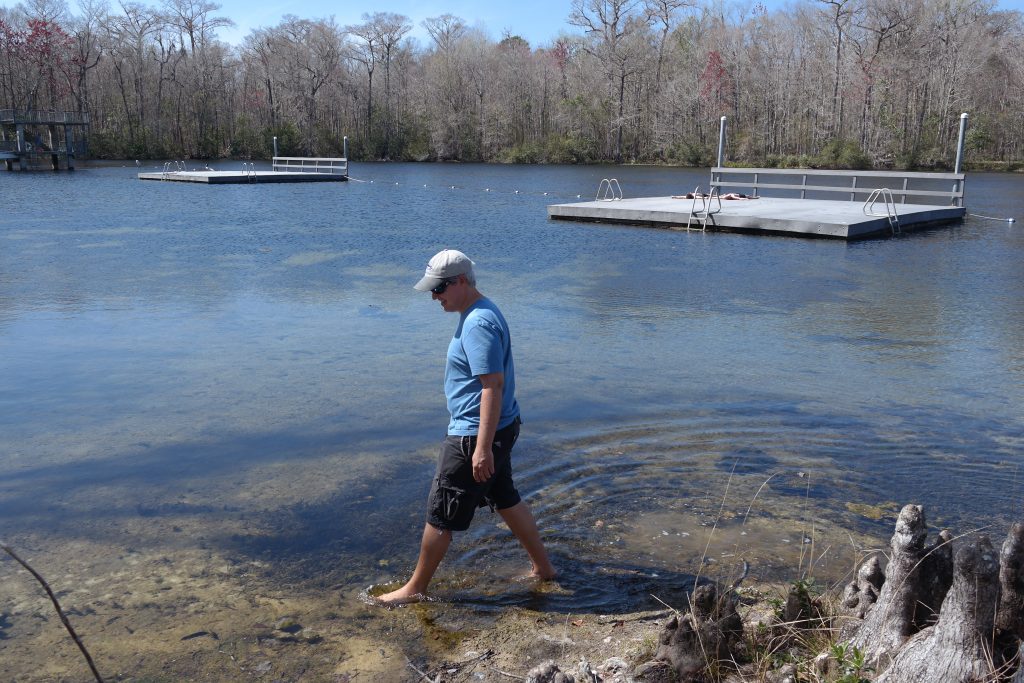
left=473, top=371, right=503, bottom=483
left=472, top=445, right=495, bottom=482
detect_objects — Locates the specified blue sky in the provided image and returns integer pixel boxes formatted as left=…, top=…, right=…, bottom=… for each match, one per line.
left=214, top=0, right=1024, bottom=47
left=211, top=0, right=588, bottom=46
left=3, top=0, right=1023, bottom=47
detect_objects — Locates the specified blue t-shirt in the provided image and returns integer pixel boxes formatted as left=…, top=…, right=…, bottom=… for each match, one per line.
left=445, top=297, right=520, bottom=436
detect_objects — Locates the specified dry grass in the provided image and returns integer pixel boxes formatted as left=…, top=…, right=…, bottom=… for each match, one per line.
left=673, top=464, right=880, bottom=683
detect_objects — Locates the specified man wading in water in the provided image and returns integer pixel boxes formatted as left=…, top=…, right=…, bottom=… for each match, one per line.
left=377, top=249, right=556, bottom=604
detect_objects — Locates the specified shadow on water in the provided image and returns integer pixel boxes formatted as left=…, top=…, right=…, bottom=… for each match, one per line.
left=194, top=399, right=1022, bottom=617
left=223, top=468, right=728, bottom=614
left=1, top=384, right=1022, bottom=625
left=0, top=416, right=434, bottom=544
left=4, top=395, right=1019, bottom=586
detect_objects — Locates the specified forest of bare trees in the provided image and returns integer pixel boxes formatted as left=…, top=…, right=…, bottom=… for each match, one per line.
left=1, top=0, right=1022, bottom=168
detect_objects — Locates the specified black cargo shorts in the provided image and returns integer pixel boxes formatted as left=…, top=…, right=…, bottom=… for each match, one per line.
left=426, top=417, right=522, bottom=532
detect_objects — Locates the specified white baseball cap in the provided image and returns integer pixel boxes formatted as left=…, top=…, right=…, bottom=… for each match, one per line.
left=413, top=249, right=475, bottom=291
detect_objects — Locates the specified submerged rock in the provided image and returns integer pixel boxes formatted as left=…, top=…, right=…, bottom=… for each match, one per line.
left=273, top=617, right=302, bottom=634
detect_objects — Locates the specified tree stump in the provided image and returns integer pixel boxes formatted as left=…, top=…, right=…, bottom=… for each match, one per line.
left=525, top=661, right=575, bottom=683
left=876, top=535, right=1001, bottom=683
left=840, top=553, right=884, bottom=619
left=916, top=528, right=954, bottom=629
left=781, top=580, right=827, bottom=630
left=843, top=504, right=930, bottom=666
left=647, top=582, right=744, bottom=681
left=998, top=522, right=1024, bottom=640
left=1011, top=643, right=1024, bottom=683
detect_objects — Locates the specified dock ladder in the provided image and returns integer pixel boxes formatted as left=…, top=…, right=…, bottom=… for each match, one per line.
left=863, top=188, right=901, bottom=235
left=685, top=187, right=722, bottom=231
left=596, top=178, right=623, bottom=201
left=161, top=161, right=184, bottom=179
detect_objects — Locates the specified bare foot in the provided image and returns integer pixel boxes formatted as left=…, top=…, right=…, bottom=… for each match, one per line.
left=515, top=567, right=557, bottom=583
left=373, top=585, right=427, bottom=606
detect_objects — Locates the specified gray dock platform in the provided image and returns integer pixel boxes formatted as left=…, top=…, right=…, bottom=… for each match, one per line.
left=551, top=116, right=972, bottom=239
left=547, top=196, right=965, bottom=240
left=140, top=156, right=348, bottom=184
left=138, top=170, right=347, bottom=184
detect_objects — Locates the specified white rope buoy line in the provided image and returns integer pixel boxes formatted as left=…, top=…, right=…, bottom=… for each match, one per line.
left=343, top=176, right=589, bottom=201
left=967, top=212, right=1015, bottom=223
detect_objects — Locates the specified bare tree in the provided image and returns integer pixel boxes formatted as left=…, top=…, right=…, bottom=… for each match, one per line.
left=849, top=0, right=908, bottom=156
left=569, top=0, right=650, bottom=161
left=421, top=14, right=468, bottom=158
left=102, top=1, right=165, bottom=146
left=161, top=0, right=229, bottom=53
left=817, top=0, right=857, bottom=137
left=373, top=12, right=411, bottom=157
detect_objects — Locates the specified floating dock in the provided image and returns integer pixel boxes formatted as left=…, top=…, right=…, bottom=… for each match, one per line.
left=549, top=114, right=970, bottom=240
left=138, top=169, right=347, bottom=184
left=139, top=156, right=348, bottom=184
left=548, top=195, right=965, bottom=240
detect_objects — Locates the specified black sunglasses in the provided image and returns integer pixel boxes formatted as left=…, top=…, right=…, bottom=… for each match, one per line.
left=431, top=277, right=460, bottom=295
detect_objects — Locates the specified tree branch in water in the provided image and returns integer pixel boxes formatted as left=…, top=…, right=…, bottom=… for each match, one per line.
left=0, top=542, right=105, bottom=683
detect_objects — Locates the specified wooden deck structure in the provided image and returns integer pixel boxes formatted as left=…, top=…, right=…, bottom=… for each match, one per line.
left=1, top=109, right=89, bottom=171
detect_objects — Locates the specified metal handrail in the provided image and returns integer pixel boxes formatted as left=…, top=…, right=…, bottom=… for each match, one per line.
left=161, top=161, right=185, bottom=178
left=710, top=166, right=965, bottom=206
left=272, top=156, right=347, bottom=174
left=710, top=114, right=970, bottom=209
left=686, top=187, right=722, bottom=232
left=863, top=188, right=901, bottom=235
left=596, top=178, right=623, bottom=201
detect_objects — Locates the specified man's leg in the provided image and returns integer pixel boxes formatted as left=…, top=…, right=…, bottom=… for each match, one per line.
left=498, top=501, right=556, bottom=579
left=377, top=523, right=452, bottom=603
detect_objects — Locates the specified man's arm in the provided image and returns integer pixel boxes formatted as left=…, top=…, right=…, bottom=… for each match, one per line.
left=472, top=371, right=504, bottom=483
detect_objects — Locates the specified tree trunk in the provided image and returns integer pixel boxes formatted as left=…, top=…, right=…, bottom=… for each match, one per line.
left=843, top=504, right=933, bottom=667
left=616, top=71, right=625, bottom=163
left=877, top=536, right=1000, bottom=683
left=841, top=508, right=1024, bottom=682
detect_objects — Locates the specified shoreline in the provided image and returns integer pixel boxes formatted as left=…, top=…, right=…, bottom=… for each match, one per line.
left=0, top=498, right=881, bottom=681
left=76, top=156, right=1024, bottom=174
left=0, top=535, right=785, bottom=682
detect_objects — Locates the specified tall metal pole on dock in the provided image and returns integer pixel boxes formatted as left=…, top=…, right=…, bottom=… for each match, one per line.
left=714, top=116, right=727, bottom=186
left=343, top=136, right=349, bottom=177
left=273, top=136, right=278, bottom=158
left=953, top=113, right=968, bottom=175
left=953, top=112, right=968, bottom=207
left=717, top=116, right=727, bottom=168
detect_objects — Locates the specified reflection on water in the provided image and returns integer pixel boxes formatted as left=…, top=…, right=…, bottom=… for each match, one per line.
left=0, top=162, right=1022, bottom=678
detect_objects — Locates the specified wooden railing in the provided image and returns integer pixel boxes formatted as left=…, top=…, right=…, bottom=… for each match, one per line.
left=0, top=109, right=90, bottom=125
left=0, top=142, right=70, bottom=154
left=710, top=167, right=966, bottom=207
